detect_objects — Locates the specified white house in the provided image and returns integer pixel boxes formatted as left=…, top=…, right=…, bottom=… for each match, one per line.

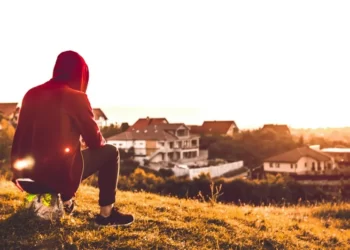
left=92, top=108, right=108, bottom=128
left=106, top=123, right=202, bottom=165
left=263, top=146, right=335, bottom=175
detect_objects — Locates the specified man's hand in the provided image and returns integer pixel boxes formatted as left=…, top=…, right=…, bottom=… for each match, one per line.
left=80, top=137, right=88, bottom=150
left=80, top=136, right=105, bottom=150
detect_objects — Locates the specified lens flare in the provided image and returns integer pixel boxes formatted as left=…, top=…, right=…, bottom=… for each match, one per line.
left=64, top=147, right=70, bottom=153
left=14, top=156, right=35, bottom=170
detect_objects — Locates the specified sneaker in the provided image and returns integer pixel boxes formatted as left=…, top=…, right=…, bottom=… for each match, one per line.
left=95, top=208, right=134, bottom=227
left=26, top=193, right=64, bottom=221
left=63, top=199, right=76, bottom=215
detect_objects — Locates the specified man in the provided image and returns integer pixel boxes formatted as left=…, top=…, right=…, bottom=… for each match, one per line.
left=11, top=50, right=134, bottom=226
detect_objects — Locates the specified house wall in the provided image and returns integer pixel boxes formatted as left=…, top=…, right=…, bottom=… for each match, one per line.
left=106, top=139, right=146, bottom=156
left=95, top=117, right=108, bottom=128
left=226, top=124, right=236, bottom=136
left=263, top=162, right=298, bottom=173
left=146, top=140, right=158, bottom=156
left=108, top=132, right=202, bottom=164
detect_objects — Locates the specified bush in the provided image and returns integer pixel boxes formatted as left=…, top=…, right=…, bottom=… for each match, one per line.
left=119, top=159, right=139, bottom=176
left=158, top=168, right=174, bottom=178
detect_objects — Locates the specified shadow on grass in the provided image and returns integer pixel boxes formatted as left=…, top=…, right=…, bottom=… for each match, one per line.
left=313, top=208, right=350, bottom=220
left=0, top=208, right=61, bottom=249
left=313, top=207, right=350, bottom=229
left=0, top=208, right=97, bottom=250
left=0, top=206, right=143, bottom=250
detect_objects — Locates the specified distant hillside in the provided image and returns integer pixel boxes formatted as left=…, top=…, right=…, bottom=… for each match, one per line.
left=1, top=180, right=349, bottom=249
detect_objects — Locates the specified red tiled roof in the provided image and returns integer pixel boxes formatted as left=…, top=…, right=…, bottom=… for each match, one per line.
left=189, top=125, right=205, bottom=134
left=201, top=120, right=237, bottom=134
left=127, top=117, right=168, bottom=131
left=156, top=123, right=189, bottom=130
left=264, top=147, right=331, bottom=163
left=0, top=103, right=18, bottom=117
left=107, top=125, right=178, bottom=141
left=92, top=108, right=108, bottom=120
left=262, top=124, right=290, bottom=134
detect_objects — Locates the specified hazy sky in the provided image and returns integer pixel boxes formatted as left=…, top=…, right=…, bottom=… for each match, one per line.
left=1, top=1, right=349, bottom=128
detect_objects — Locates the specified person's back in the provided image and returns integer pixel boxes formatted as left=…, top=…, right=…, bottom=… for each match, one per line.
left=11, top=51, right=102, bottom=199
left=11, top=51, right=134, bottom=226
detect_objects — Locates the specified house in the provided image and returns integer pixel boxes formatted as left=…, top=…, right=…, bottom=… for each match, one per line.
left=320, top=148, right=350, bottom=172
left=263, top=146, right=334, bottom=175
left=262, top=124, right=291, bottom=135
left=92, top=108, right=108, bottom=128
left=0, top=102, right=20, bottom=127
left=106, top=122, right=201, bottom=165
left=189, top=120, right=239, bottom=136
left=127, top=117, right=168, bottom=131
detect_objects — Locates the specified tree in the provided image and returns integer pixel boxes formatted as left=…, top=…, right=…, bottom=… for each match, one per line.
left=120, top=122, right=130, bottom=132
left=127, top=146, right=135, bottom=159
left=202, top=128, right=298, bottom=168
left=101, top=123, right=120, bottom=138
left=0, top=129, right=12, bottom=162
left=298, top=135, right=304, bottom=146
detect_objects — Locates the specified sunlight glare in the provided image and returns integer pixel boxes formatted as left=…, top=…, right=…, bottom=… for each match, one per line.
left=13, top=156, right=35, bottom=171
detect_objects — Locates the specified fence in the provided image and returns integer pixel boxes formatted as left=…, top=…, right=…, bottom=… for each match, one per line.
left=172, top=160, right=244, bottom=180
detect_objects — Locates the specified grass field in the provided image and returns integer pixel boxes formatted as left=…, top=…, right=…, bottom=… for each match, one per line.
left=0, top=179, right=349, bottom=250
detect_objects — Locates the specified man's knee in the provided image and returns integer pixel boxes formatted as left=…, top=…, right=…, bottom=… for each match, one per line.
left=104, top=144, right=119, bottom=160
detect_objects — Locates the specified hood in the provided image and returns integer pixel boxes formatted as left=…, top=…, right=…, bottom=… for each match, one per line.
left=52, top=51, right=89, bottom=92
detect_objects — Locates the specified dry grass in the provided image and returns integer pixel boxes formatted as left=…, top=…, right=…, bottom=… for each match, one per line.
left=0, top=180, right=349, bottom=250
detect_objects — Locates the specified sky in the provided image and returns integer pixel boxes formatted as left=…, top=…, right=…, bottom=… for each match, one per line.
left=0, top=1, right=350, bottom=129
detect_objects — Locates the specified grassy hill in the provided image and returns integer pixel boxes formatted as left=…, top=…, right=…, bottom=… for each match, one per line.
left=0, top=179, right=349, bottom=250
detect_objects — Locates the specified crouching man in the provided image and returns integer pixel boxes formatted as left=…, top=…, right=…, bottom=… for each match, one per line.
left=11, top=50, right=134, bottom=226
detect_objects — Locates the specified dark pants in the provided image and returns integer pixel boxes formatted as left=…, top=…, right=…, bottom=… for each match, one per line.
left=18, top=144, right=119, bottom=207
left=80, top=144, right=120, bottom=206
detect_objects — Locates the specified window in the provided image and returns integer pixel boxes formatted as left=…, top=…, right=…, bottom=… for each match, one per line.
left=169, top=142, right=174, bottom=149
left=317, top=162, right=321, bottom=171
left=269, top=163, right=273, bottom=168
left=305, top=162, right=307, bottom=167
left=290, top=164, right=293, bottom=169
left=177, top=129, right=186, bottom=136
left=275, top=163, right=280, bottom=168
left=311, top=162, right=315, bottom=171
left=328, top=163, right=332, bottom=169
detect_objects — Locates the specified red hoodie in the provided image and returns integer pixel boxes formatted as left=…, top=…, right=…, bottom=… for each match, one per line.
left=11, top=51, right=105, bottom=198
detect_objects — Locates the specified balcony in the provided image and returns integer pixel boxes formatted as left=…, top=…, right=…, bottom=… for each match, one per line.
left=172, top=145, right=198, bottom=150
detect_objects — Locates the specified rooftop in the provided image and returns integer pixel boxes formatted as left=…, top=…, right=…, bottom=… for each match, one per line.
left=92, top=108, right=108, bottom=120
left=264, top=146, right=331, bottom=163
left=0, top=103, right=18, bottom=117
left=127, top=117, right=168, bottom=131
left=107, top=123, right=198, bottom=141
left=190, top=120, right=238, bottom=135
